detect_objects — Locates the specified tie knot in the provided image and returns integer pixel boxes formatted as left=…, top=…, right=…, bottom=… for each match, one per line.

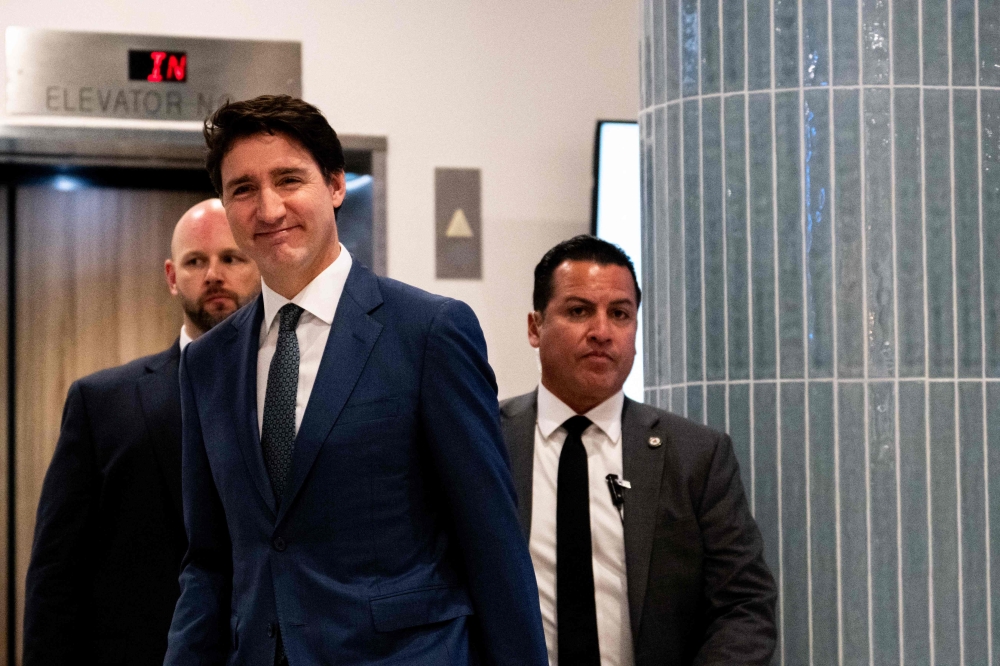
left=278, top=303, right=304, bottom=333
left=561, top=415, right=592, bottom=439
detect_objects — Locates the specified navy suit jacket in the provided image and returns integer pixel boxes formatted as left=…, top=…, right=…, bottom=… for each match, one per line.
left=165, top=261, right=547, bottom=665
left=25, top=343, right=185, bottom=665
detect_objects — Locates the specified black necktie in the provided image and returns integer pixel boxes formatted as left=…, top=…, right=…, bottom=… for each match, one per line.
left=557, top=415, right=601, bottom=666
left=261, top=304, right=302, bottom=666
left=261, top=303, right=304, bottom=506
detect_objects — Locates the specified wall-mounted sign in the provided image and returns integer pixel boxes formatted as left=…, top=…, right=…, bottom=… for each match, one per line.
left=5, top=28, right=300, bottom=121
left=435, top=167, right=482, bottom=280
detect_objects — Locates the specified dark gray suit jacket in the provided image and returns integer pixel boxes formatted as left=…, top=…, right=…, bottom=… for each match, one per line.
left=500, top=390, right=777, bottom=666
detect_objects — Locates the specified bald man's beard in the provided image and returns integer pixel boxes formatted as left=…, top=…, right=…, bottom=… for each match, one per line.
left=181, top=287, right=252, bottom=335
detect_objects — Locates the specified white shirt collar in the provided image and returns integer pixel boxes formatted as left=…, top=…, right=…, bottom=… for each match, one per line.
left=179, top=325, right=194, bottom=351
left=261, top=244, right=352, bottom=331
left=536, top=382, right=624, bottom=443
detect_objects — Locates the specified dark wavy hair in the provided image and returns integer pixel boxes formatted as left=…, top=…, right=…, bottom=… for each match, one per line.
left=203, top=95, right=345, bottom=195
left=532, top=234, right=641, bottom=312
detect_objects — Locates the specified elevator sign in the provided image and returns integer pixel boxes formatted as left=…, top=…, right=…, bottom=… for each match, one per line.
left=5, top=28, right=300, bottom=121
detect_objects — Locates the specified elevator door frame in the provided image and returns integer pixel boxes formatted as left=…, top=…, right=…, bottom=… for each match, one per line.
left=0, top=124, right=388, bottom=276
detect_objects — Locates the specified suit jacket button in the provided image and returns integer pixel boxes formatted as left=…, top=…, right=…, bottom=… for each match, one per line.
left=272, top=537, right=286, bottom=552
left=267, top=623, right=276, bottom=638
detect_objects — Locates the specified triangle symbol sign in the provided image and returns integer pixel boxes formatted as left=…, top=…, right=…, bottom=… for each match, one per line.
left=445, top=208, right=474, bottom=238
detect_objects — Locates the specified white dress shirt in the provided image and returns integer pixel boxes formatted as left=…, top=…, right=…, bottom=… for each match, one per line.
left=179, top=325, right=193, bottom=352
left=530, top=383, right=634, bottom=666
left=257, top=245, right=352, bottom=435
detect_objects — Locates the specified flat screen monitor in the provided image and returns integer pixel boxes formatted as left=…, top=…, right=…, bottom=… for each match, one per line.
left=591, top=120, right=643, bottom=403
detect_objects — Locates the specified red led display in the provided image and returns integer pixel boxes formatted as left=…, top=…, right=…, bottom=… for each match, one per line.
left=128, top=50, right=187, bottom=83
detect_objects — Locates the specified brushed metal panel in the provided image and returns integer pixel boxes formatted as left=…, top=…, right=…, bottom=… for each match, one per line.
left=6, top=27, right=300, bottom=120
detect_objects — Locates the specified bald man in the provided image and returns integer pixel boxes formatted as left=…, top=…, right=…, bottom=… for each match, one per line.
left=23, top=199, right=260, bottom=666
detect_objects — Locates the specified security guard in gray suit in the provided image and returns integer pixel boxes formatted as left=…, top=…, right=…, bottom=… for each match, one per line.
left=500, top=235, right=776, bottom=666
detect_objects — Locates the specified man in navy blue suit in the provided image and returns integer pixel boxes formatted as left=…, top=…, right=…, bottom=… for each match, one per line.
left=164, top=95, right=547, bottom=666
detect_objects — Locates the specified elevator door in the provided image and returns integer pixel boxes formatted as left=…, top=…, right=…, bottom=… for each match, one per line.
left=10, top=173, right=210, bottom=664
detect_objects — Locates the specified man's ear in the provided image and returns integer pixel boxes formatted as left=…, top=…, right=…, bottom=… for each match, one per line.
left=327, top=170, right=347, bottom=208
left=165, top=259, right=179, bottom=296
left=527, top=311, right=542, bottom=349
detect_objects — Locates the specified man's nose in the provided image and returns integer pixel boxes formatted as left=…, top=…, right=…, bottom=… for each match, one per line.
left=258, top=185, right=285, bottom=224
left=589, top=314, right=613, bottom=342
left=204, top=256, right=224, bottom=283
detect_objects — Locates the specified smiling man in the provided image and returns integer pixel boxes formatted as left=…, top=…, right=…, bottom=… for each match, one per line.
left=500, top=235, right=777, bottom=666
left=24, top=199, right=259, bottom=666
left=165, top=96, right=546, bottom=666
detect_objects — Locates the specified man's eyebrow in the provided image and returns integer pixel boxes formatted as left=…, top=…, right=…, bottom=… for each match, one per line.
left=563, top=296, right=596, bottom=306
left=608, top=298, right=637, bottom=307
left=223, top=174, right=253, bottom=191
left=272, top=166, right=309, bottom=178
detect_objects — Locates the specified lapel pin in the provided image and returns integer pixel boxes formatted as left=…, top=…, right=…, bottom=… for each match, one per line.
left=648, top=436, right=662, bottom=448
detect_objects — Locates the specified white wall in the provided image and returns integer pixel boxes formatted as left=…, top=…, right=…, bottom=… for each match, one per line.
left=0, top=0, right=640, bottom=398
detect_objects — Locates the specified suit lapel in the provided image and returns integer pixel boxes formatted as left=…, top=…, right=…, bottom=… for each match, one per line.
left=137, top=342, right=183, bottom=521
left=501, top=391, right=538, bottom=539
left=229, top=296, right=278, bottom=516
left=276, top=262, right=383, bottom=526
left=621, top=398, right=665, bottom=640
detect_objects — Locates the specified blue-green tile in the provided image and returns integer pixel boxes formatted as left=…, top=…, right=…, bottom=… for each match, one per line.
left=953, top=91, right=982, bottom=378
left=684, top=100, right=702, bottom=383
left=722, top=0, right=745, bottom=92
left=899, top=381, right=930, bottom=666
left=929, top=382, right=960, bottom=660
left=780, top=381, right=808, bottom=664
left=923, top=0, right=949, bottom=85
left=893, top=0, right=920, bottom=84
left=924, top=90, right=955, bottom=377
left=747, top=0, right=771, bottom=90
left=959, top=382, right=988, bottom=665
left=839, top=382, right=871, bottom=664
left=864, top=88, right=895, bottom=378
left=862, top=0, right=890, bottom=84
left=835, top=89, right=864, bottom=378
left=805, top=89, right=833, bottom=378
left=952, top=0, right=976, bottom=86
left=776, top=91, right=803, bottom=378
left=895, top=88, right=925, bottom=378
left=869, top=381, right=900, bottom=661
left=700, top=0, right=720, bottom=95
left=749, top=93, right=777, bottom=379
left=725, top=96, right=750, bottom=380
left=802, top=0, right=829, bottom=86
left=832, top=0, right=859, bottom=85
left=703, top=97, right=725, bottom=382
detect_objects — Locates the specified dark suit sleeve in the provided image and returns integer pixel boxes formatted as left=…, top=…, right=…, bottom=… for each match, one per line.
left=693, top=434, right=777, bottom=666
left=164, top=352, right=232, bottom=665
left=23, top=382, right=97, bottom=665
left=419, top=299, right=548, bottom=666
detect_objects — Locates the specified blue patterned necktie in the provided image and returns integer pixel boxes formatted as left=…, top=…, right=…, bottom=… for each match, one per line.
left=261, top=303, right=304, bottom=506
left=262, top=304, right=302, bottom=666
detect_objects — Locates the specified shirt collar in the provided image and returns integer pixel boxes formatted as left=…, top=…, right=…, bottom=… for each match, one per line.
left=179, top=325, right=194, bottom=351
left=261, top=244, right=352, bottom=331
left=536, top=382, right=624, bottom=443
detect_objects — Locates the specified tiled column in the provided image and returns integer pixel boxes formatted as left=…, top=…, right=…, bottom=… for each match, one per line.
left=639, top=1, right=1000, bottom=664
